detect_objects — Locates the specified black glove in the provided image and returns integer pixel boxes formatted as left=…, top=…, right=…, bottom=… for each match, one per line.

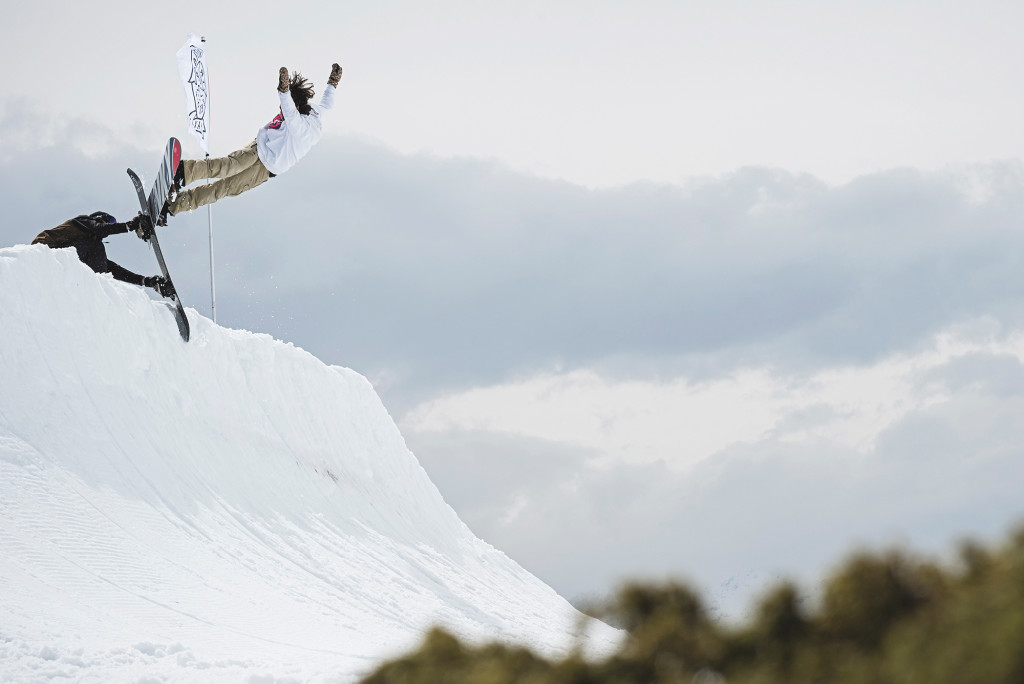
left=129, top=213, right=153, bottom=241
left=143, top=275, right=176, bottom=299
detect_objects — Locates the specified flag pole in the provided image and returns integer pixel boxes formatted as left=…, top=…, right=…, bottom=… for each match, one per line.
left=203, top=35, right=217, bottom=324
left=207, top=156, right=216, bottom=323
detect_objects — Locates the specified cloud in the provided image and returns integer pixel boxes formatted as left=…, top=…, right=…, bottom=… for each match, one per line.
left=7, top=120, right=1024, bottom=409
left=409, top=429, right=595, bottom=529
left=403, top=327, right=1024, bottom=468
left=214, top=144, right=1024, bottom=416
left=923, top=350, right=1024, bottom=398
left=404, top=330, right=1024, bottom=615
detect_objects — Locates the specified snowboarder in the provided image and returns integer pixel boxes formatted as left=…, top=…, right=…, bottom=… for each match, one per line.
left=32, top=211, right=174, bottom=297
left=165, top=63, right=342, bottom=220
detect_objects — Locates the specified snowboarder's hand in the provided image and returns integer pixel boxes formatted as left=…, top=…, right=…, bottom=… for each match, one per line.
left=144, top=275, right=176, bottom=299
left=278, top=67, right=290, bottom=93
left=328, top=63, right=342, bottom=87
left=129, top=213, right=153, bottom=241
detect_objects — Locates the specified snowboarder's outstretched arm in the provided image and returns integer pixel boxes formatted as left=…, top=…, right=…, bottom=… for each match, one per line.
left=83, top=213, right=151, bottom=241
left=33, top=213, right=150, bottom=249
left=319, top=63, right=341, bottom=112
left=106, top=261, right=148, bottom=287
left=276, top=64, right=341, bottom=118
left=278, top=67, right=301, bottom=121
left=109, top=262, right=174, bottom=298
left=78, top=212, right=166, bottom=294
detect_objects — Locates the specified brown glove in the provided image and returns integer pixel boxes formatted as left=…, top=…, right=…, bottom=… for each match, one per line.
left=327, top=63, right=342, bottom=87
left=278, top=67, right=289, bottom=93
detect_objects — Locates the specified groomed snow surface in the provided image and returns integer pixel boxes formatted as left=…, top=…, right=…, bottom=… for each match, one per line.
left=0, top=245, right=621, bottom=682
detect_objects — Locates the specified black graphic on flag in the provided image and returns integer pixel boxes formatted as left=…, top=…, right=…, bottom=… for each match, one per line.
left=185, top=47, right=208, bottom=139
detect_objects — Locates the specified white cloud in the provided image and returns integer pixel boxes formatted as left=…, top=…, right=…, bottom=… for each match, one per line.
left=405, top=323, right=1024, bottom=471
left=407, top=322, right=1024, bottom=612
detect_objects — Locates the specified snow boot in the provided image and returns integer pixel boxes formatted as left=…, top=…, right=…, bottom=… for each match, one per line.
left=171, top=160, right=185, bottom=196
left=157, top=203, right=170, bottom=227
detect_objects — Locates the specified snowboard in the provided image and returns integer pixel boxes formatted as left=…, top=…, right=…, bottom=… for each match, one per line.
left=127, top=138, right=190, bottom=342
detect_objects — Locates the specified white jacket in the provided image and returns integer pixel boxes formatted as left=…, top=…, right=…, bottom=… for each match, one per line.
left=256, top=84, right=336, bottom=176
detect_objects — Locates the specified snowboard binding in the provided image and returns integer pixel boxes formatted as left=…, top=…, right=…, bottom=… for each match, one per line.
left=133, top=212, right=154, bottom=241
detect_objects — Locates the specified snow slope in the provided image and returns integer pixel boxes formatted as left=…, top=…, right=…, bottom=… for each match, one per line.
left=0, top=245, right=620, bottom=682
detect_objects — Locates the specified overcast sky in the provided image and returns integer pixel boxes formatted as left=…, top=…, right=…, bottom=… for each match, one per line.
left=5, top=0, right=1024, bottom=617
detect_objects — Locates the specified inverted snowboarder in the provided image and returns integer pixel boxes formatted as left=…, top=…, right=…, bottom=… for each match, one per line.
left=32, top=211, right=174, bottom=298
left=164, top=63, right=342, bottom=221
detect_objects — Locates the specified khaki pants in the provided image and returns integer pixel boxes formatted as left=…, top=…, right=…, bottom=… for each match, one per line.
left=168, top=140, right=271, bottom=215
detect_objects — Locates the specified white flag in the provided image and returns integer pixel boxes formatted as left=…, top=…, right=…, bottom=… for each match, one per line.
left=176, top=33, right=210, bottom=154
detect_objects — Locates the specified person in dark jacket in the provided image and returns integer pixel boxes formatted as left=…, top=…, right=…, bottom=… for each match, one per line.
left=33, top=211, right=175, bottom=298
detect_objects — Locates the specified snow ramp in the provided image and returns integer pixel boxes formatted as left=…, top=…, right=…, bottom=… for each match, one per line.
left=0, top=245, right=620, bottom=682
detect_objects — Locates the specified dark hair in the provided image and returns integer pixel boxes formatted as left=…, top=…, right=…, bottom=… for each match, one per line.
left=289, top=72, right=315, bottom=116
